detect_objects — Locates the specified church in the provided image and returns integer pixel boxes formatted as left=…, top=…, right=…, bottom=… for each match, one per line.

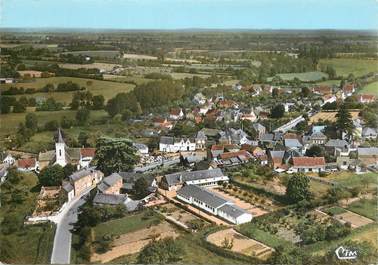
left=38, top=129, right=96, bottom=170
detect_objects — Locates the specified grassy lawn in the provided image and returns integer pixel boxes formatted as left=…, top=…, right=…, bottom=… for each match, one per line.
left=0, top=76, right=135, bottom=104
left=268, top=71, right=328, bottom=82
left=323, top=206, right=347, bottom=216
left=347, top=198, right=377, bottom=220
left=93, top=212, right=161, bottom=240
left=316, top=79, right=341, bottom=86
left=309, top=179, right=331, bottom=198
left=237, top=223, right=293, bottom=249
left=358, top=81, right=378, bottom=96
left=0, top=171, right=56, bottom=264
left=319, top=58, right=378, bottom=77
left=326, top=172, right=378, bottom=191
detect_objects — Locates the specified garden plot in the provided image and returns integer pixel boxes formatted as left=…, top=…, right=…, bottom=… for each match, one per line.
left=309, top=111, right=360, bottom=124
left=333, top=210, right=374, bottom=228
left=91, top=221, right=178, bottom=263
left=156, top=203, right=209, bottom=230
left=206, top=228, right=273, bottom=260
left=209, top=187, right=268, bottom=217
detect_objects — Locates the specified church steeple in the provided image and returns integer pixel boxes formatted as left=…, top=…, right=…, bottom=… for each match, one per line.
left=55, top=128, right=67, bottom=167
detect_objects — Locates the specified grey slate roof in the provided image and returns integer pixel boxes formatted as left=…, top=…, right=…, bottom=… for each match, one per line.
left=103, top=173, right=122, bottom=186
left=261, top=133, right=274, bottom=141
left=285, top=139, right=303, bottom=148
left=97, top=173, right=122, bottom=193
left=63, top=182, right=74, bottom=193
left=325, top=139, right=349, bottom=148
left=311, top=131, right=327, bottom=139
left=362, top=127, right=377, bottom=137
left=93, top=193, right=127, bottom=205
left=160, top=136, right=174, bottom=145
left=164, top=168, right=224, bottom=187
left=69, top=168, right=94, bottom=182
left=218, top=204, right=250, bottom=219
left=57, top=128, right=65, bottom=143
left=270, top=150, right=285, bottom=159
left=177, top=185, right=228, bottom=209
left=358, top=147, right=378, bottom=156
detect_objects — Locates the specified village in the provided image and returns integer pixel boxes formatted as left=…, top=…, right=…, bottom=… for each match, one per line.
left=1, top=72, right=377, bottom=264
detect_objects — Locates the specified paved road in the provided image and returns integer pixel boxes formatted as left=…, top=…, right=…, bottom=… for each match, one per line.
left=50, top=196, right=87, bottom=264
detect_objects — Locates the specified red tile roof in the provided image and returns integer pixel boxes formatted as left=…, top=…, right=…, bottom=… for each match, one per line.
left=17, top=158, right=36, bottom=169
left=343, top=84, right=354, bottom=93
left=211, top=145, right=224, bottom=151
left=80, top=148, right=96, bottom=157
left=359, top=94, right=376, bottom=102
left=313, top=85, right=332, bottom=95
left=293, top=157, right=325, bottom=167
left=220, top=150, right=252, bottom=160
left=170, top=108, right=182, bottom=116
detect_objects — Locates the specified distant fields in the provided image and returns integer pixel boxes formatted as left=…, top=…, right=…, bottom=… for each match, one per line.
left=60, top=50, right=120, bottom=58
left=0, top=77, right=135, bottom=104
left=268, top=71, right=328, bottom=82
left=319, top=58, right=378, bottom=77
left=358, top=81, right=378, bottom=96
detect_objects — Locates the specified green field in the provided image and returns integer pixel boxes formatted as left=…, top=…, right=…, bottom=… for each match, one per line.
left=0, top=76, right=135, bottom=104
left=358, top=81, right=378, bottom=96
left=327, top=172, right=378, bottom=191
left=347, top=198, right=377, bottom=220
left=323, top=206, right=347, bottom=216
left=0, top=172, right=56, bottom=264
left=316, top=79, right=341, bottom=86
left=60, top=50, right=120, bottom=58
left=268, top=71, right=328, bottom=82
left=93, top=212, right=161, bottom=240
left=319, top=58, right=378, bottom=77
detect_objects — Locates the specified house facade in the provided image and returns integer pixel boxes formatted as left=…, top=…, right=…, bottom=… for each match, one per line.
left=159, top=136, right=196, bottom=152
left=292, top=157, right=326, bottom=173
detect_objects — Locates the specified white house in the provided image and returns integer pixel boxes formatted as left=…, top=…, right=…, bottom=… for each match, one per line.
left=193, top=93, right=207, bottom=105
left=169, top=108, right=184, bottom=120
left=133, top=143, right=149, bottom=155
left=159, top=136, right=196, bottom=153
left=292, top=157, right=326, bottom=173
left=177, top=184, right=252, bottom=225
left=3, top=154, right=15, bottom=165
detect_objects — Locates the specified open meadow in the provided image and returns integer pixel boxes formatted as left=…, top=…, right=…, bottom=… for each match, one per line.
left=319, top=58, right=378, bottom=77
left=358, top=81, right=378, bottom=96
left=0, top=77, right=135, bottom=104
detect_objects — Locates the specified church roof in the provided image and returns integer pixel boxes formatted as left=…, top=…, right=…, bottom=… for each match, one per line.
left=57, top=128, right=65, bottom=144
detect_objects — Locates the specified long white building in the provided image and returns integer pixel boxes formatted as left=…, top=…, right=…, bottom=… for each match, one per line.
left=159, top=136, right=196, bottom=153
left=177, top=184, right=252, bottom=225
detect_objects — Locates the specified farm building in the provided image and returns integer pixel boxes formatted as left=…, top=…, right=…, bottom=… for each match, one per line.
left=161, top=168, right=229, bottom=191
left=177, top=184, right=252, bottom=225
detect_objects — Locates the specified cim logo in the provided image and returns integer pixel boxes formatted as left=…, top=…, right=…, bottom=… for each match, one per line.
left=335, top=246, right=358, bottom=260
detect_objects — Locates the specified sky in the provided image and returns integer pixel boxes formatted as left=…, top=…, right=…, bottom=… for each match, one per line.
left=1, top=0, right=377, bottom=30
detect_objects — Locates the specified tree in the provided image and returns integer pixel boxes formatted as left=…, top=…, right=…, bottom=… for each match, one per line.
left=295, top=120, right=308, bottom=133
left=12, top=101, right=26, bottom=113
left=44, top=120, right=59, bottom=131
left=60, top=115, right=74, bottom=129
left=301, top=87, right=310, bottom=98
left=134, top=177, right=149, bottom=199
left=325, top=221, right=351, bottom=241
left=285, top=173, right=310, bottom=203
left=305, top=145, right=324, bottom=157
left=95, top=137, right=138, bottom=175
left=76, top=108, right=90, bottom=126
left=137, top=237, right=184, bottom=264
left=63, top=163, right=76, bottom=178
left=38, top=164, right=65, bottom=186
left=92, top=95, right=105, bottom=110
left=270, top=104, right=285, bottom=119
left=78, top=131, right=89, bottom=147
left=272, top=87, right=279, bottom=97
left=25, top=113, right=38, bottom=132
left=335, top=104, right=354, bottom=139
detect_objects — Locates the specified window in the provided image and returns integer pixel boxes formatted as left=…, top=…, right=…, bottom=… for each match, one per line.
left=59, top=150, right=62, bottom=157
